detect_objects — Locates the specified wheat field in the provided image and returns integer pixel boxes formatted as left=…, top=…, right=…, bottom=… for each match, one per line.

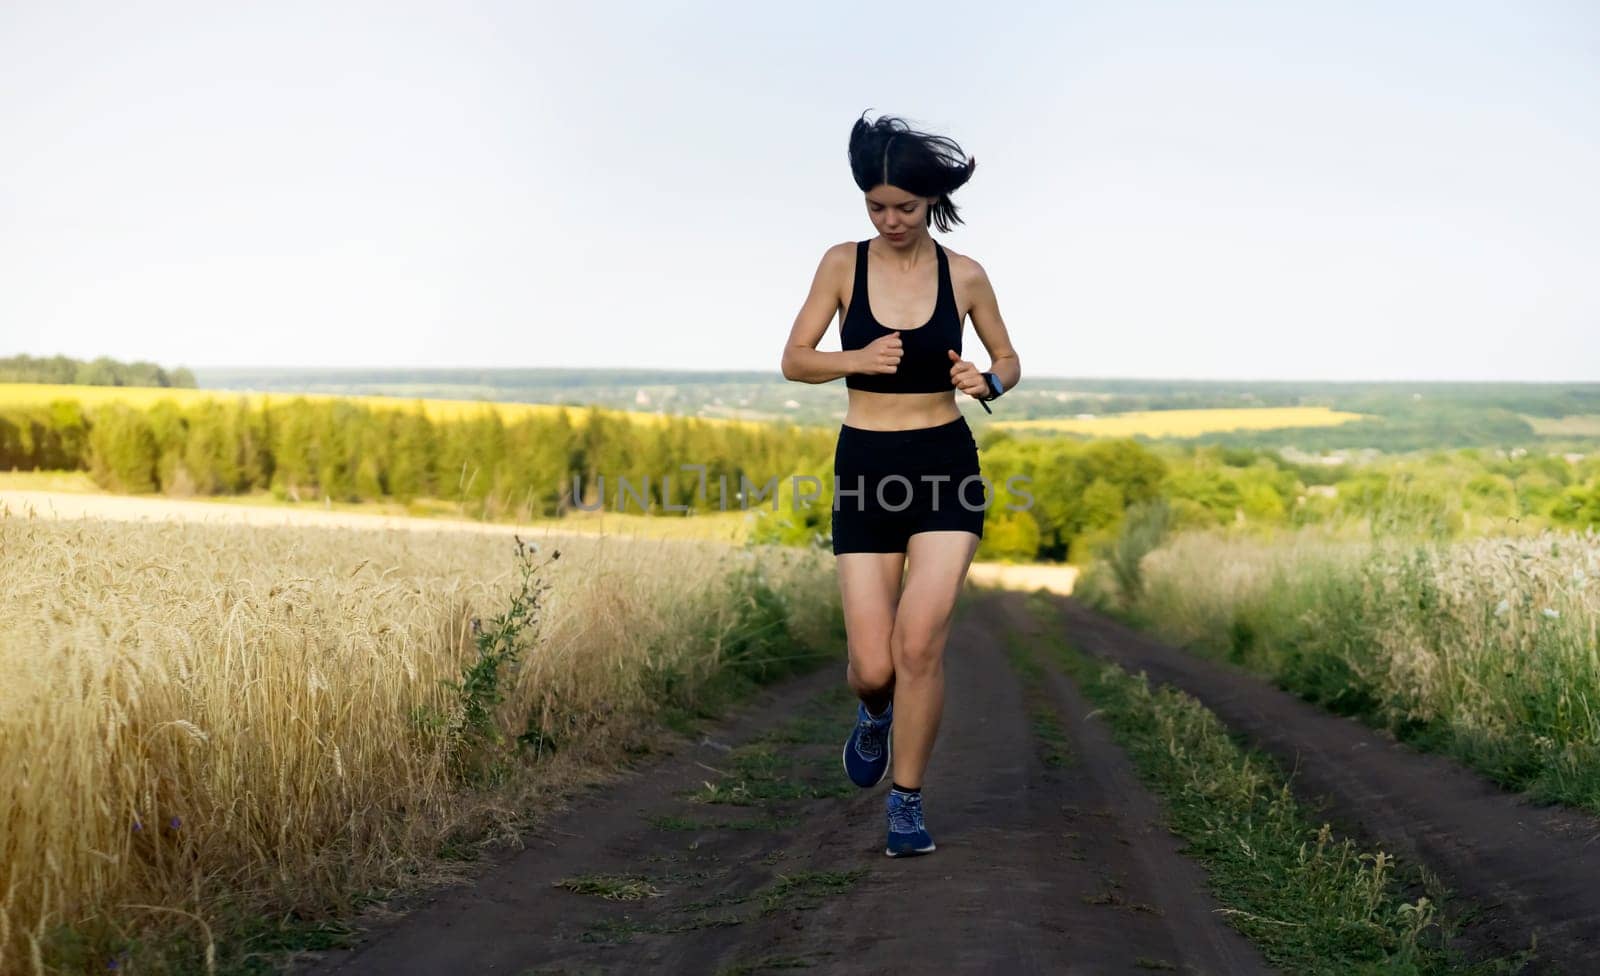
left=0, top=514, right=838, bottom=973
left=994, top=406, right=1366, bottom=438
left=1524, top=413, right=1600, bottom=437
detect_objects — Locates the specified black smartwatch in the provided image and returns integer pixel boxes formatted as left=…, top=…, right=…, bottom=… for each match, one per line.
left=974, top=371, right=1003, bottom=414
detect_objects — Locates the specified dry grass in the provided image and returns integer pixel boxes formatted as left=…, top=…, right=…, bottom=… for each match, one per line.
left=1111, top=527, right=1600, bottom=809
left=1131, top=531, right=1370, bottom=646
left=0, top=513, right=838, bottom=973
left=0, top=482, right=755, bottom=544
left=1137, top=530, right=1600, bottom=696
left=994, top=406, right=1365, bottom=438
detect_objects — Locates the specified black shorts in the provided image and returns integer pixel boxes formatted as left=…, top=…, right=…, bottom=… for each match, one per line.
left=830, top=415, right=987, bottom=555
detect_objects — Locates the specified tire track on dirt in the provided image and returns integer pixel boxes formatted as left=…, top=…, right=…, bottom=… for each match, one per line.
left=998, top=596, right=1275, bottom=975
left=1044, top=592, right=1600, bottom=972
left=297, top=590, right=1277, bottom=975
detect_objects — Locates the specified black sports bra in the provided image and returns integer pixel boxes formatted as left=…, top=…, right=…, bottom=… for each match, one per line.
left=841, top=238, right=962, bottom=394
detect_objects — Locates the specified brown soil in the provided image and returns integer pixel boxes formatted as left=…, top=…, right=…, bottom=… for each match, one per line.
left=294, top=589, right=1273, bottom=976
left=1050, top=593, right=1600, bottom=973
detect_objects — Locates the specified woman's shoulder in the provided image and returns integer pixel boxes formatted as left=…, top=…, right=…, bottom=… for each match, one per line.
left=824, top=239, right=861, bottom=260
left=937, top=242, right=990, bottom=289
left=817, top=240, right=861, bottom=277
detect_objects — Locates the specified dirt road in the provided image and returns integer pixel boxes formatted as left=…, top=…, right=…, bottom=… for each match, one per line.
left=297, top=589, right=1270, bottom=976
left=291, top=587, right=1600, bottom=974
left=1053, top=598, right=1600, bottom=972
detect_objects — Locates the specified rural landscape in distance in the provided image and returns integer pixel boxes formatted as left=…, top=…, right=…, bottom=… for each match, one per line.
left=6, top=1, right=1597, bottom=973
left=4, top=355, right=1598, bottom=974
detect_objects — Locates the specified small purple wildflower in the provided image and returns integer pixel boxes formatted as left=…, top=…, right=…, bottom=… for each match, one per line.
left=169, top=816, right=182, bottom=830
left=131, top=820, right=143, bottom=833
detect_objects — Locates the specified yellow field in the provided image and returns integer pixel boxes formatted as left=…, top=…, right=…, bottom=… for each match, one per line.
left=0, top=470, right=758, bottom=543
left=995, top=406, right=1366, bottom=438
left=1524, top=414, right=1600, bottom=437
left=0, top=514, right=837, bottom=972
left=0, top=382, right=752, bottom=429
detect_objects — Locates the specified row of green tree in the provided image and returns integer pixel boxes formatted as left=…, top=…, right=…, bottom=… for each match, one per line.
left=3, top=395, right=1597, bottom=561
left=0, top=354, right=197, bottom=388
left=747, top=430, right=1600, bottom=559
left=0, top=397, right=833, bottom=521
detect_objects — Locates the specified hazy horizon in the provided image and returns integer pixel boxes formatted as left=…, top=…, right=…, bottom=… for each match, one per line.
left=18, top=354, right=1600, bottom=386
left=4, top=1, right=1597, bottom=382
left=184, top=364, right=1597, bottom=387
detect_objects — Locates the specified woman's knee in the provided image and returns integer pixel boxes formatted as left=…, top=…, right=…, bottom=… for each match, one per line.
left=890, top=625, right=944, bottom=680
left=847, top=649, right=895, bottom=693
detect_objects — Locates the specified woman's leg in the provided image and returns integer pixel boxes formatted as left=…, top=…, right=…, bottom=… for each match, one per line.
left=888, top=530, right=980, bottom=789
left=835, top=551, right=905, bottom=711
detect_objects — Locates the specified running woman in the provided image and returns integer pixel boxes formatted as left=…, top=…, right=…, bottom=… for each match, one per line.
left=779, top=111, right=1021, bottom=857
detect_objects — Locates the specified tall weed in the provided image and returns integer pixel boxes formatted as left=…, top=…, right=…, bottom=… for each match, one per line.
left=1092, top=527, right=1600, bottom=810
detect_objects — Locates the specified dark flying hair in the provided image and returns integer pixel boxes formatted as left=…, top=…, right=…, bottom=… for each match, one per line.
left=848, top=111, right=977, bottom=232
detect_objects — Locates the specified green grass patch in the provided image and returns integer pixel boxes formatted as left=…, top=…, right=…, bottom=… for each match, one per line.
left=756, top=869, right=867, bottom=916
left=1030, top=711, right=1072, bottom=768
left=579, top=911, right=743, bottom=944
left=578, top=867, right=866, bottom=945
left=646, top=567, right=846, bottom=739
left=683, top=685, right=857, bottom=811
left=1023, top=593, right=1532, bottom=976
left=714, top=955, right=816, bottom=976
left=602, top=686, right=864, bottom=949
left=554, top=873, right=665, bottom=901
left=1004, top=633, right=1073, bottom=768
left=688, top=777, right=819, bottom=805
left=45, top=900, right=367, bottom=976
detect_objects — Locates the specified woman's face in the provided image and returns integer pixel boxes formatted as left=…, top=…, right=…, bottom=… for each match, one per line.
left=865, top=184, right=934, bottom=245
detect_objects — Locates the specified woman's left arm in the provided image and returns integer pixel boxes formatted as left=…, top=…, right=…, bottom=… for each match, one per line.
left=964, top=257, right=1020, bottom=393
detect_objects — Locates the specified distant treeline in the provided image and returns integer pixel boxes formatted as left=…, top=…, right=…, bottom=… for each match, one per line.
left=0, top=397, right=831, bottom=521
left=3, top=394, right=1597, bottom=560
left=749, top=431, right=1600, bottom=557
left=193, top=369, right=1600, bottom=416
left=195, top=366, right=779, bottom=391
left=1, top=355, right=196, bottom=388
left=191, top=368, right=1600, bottom=448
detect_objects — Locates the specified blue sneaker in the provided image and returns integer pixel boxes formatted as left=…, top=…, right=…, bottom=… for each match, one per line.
left=885, top=788, right=935, bottom=857
left=841, top=700, right=893, bottom=788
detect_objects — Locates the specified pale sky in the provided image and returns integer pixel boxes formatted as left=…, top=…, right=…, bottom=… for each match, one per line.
left=2, top=1, right=1596, bottom=381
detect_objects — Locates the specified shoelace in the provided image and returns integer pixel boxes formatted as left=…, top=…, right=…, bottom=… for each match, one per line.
left=855, top=711, right=887, bottom=760
left=888, top=793, right=923, bottom=834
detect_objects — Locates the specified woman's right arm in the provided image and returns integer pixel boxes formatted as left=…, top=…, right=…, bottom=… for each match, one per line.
left=780, top=243, right=862, bottom=384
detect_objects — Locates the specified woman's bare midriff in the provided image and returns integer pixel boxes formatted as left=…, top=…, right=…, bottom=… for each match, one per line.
left=842, top=389, right=963, bottom=430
